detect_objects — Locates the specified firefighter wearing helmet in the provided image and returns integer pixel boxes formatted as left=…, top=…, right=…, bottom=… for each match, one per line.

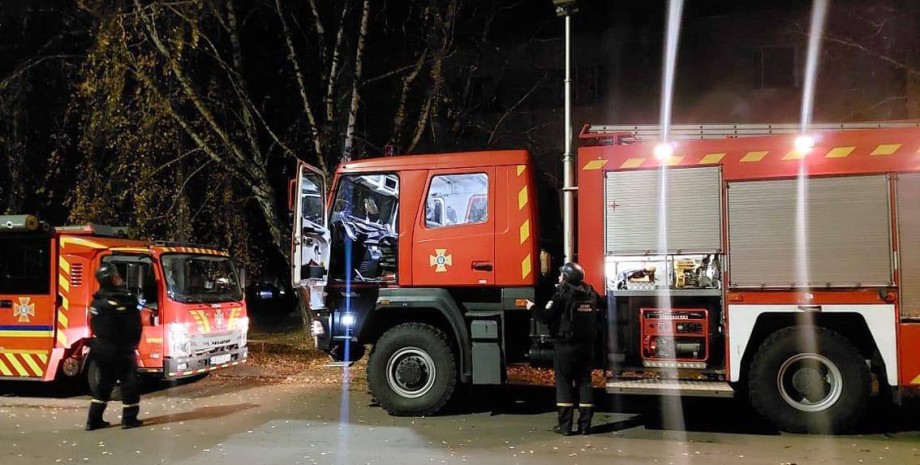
left=85, top=263, right=144, bottom=431
left=526, top=262, right=601, bottom=435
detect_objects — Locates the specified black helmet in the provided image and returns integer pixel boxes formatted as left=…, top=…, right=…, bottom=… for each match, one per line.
left=95, top=263, right=120, bottom=289
left=560, top=262, right=585, bottom=284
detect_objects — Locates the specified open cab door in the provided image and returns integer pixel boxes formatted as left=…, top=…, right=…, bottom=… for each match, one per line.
left=292, top=162, right=330, bottom=310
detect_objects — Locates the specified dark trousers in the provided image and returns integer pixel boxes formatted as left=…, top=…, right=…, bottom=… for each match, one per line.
left=553, top=342, right=593, bottom=407
left=92, top=351, right=140, bottom=405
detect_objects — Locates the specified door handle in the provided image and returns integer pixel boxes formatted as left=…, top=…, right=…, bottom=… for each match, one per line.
left=797, top=305, right=822, bottom=312
left=472, top=262, right=493, bottom=272
left=0, top=299, right=11, bottom=308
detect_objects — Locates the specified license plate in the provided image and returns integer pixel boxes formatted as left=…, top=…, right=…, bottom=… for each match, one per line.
left=210, top=354, right=232, bottom=365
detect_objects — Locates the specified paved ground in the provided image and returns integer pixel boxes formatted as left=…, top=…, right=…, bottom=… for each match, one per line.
left=2, top=361, right=919, bottom=465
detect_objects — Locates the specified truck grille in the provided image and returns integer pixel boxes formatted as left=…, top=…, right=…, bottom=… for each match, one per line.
left=190, top=331, right=243, bottom=356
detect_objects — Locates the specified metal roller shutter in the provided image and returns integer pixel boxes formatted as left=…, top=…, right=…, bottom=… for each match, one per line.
left=605, top=167, right=722, bottom=255
left=728, top=175, right=892, bottom=288
left=898, top=173, right=920, bottom=319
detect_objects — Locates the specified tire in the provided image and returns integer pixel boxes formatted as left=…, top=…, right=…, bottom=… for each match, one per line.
left=86, top=358, right=123, bottom=402
left=367, top=323, right=457, bottom=416
left=748, top=326, right=870, bottom=434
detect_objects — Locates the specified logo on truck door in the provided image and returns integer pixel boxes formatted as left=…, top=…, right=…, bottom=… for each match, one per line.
left=429, top=249, right=453, bottom=272
left=14, top=297, right=35, bottom=323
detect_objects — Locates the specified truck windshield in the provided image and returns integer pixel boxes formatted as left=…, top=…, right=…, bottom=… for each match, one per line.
left=161, top=254, right=243, bottom=303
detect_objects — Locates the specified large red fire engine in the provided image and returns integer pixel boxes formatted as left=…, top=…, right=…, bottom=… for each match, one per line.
left=291, top=122, right=920, bottom=433
left=0, top=216, right=249, bottom=392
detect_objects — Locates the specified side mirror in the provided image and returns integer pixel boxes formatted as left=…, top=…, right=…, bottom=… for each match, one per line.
left=238, top=267, right=249, bottom=289
left=125, top=263, right=144, bottom=290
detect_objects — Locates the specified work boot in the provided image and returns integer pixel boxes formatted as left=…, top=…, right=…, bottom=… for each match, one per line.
left=577, top=406, right=594, bottom=435
left=85, top=401, right=110, bottom=431
left=552, top=406, right=574, bottom=436
left=121, top=405, right=143, bottom=429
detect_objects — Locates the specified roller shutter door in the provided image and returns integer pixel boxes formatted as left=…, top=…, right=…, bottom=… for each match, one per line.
left=728, top=175, right=892, bottom=288
left=605, top=167, right=722, bottom=255
left=898, top=173, right=920, bottom=319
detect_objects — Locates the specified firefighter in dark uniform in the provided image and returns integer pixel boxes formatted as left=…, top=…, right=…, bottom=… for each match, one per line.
left=85, top=263, right=144, bottom=431
left=527, top=262, right=600, bottom=435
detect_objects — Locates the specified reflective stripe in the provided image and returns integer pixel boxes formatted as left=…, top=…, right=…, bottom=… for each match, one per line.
left=21, top=354, right=42, bottom=376
left=556, top=402, right=574, bottom=407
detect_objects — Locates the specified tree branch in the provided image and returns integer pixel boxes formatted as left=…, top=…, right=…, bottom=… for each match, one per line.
left=488, top=73, right=545, bottom=145
left=274, top=0, right=326, bottom=172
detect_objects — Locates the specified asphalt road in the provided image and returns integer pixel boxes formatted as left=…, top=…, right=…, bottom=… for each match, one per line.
left=2, top=366, right=919, bottom=465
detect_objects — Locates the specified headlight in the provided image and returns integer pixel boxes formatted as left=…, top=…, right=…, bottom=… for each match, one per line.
left=237, top=316, right=249, bottom=348
left=168, top=323, right=191, bottom=358
left=340, top=314, right=356, bottom=328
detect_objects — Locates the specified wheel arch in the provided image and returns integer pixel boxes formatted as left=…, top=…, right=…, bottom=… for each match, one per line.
left=729, top=305, right=897, bottom=387
left=359, top=288, right=471, bottom=383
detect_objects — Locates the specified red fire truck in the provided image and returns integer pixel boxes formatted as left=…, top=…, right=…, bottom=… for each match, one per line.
left=291, top=122, right=920, bottom=433
left=0, top=216, right=249, bottom=393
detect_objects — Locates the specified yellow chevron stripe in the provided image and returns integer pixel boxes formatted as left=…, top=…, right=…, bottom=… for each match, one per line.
left=519, top=219, right=531, bottom=245
left=193, top=310, right=211, bottom=333
left=22, top=354, right=42, bottom=375
left=60, top=237, right=107, bottom=249
left=228, top=309, right=240, bottom=330
left=58, top=311, right=68, bottom=329
left=61, top=295, right=69, bottom=310
left=58, top=274, right=70, bottom=292
left=871, top=144, right=901, bottom=156
left=60, top=259, right=70, bottom=274
left=664, top=156, right=684, bottom=166
left=0, top=330, right=54, bottom=338
left=517, top=165, right=526, bottom=176
left=3, top=353, right=29, bottom=376
left=741, top=151, right=768, bottom=162
left=912, top=374, right=920, bottom=385
left=56, top=329, right=68, bottom=347
left=0, top=349, right=49, bottom=355
left=518, top=185, right=529, bottom=210
left=783, top=150, right=807, bottom=160
left=699, top=153, right=725, bottom=164
left=825, top=146, right=855, bottom=158
left=582, top=160, right=608, bottom=171
left=522, top=254, right=533, bottom=279
left=0, top=359, right=12, bottom=376
left=37, top=353, right=48, bottom=363
left=620, top=158, right=645, bottom=169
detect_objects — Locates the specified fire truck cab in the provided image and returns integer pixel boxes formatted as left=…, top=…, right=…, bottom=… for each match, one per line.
left=0, top=216, right=249, bottom=392
left=292, top=122, right=920, bottom=433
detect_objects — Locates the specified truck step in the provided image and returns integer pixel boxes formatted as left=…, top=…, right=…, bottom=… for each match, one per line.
left=606, top=379, right=734, bottom=398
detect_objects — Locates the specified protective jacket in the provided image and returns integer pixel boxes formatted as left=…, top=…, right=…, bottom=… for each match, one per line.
left=89, top=290, right=142, bottom=354
left=533, top=282, right=599, bottom=344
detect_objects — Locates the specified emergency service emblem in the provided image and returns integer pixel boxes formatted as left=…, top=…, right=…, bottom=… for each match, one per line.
left=429, top=249, right=453, bottom=273
left=14, top=297, right=35, bottom=323
left=214, top=309, right=225, bottom=330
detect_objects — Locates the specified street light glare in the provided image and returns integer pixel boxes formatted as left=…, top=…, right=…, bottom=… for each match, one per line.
left=795, top=134, right=816, bottom=153
left=654, top=142, right=675, bottom=160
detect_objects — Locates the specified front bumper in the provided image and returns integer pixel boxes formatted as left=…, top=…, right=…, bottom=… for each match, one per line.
left=164, top=346, right=248, bottom=379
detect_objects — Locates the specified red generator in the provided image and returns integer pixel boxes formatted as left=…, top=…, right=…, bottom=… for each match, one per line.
left=640, top=308, right=709, bottom=368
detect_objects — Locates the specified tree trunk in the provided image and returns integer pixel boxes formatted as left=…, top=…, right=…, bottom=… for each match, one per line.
left=342, top=0, right=370, bottom=162
left=275, top=0, right=326, bottom=173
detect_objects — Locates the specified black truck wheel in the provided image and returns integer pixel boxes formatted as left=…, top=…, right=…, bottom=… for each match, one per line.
left=748, top=326, right=870, bottom=434
left=367, top=323, right=457, bottom=416
left=86, top=358, right=123, bottom=402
